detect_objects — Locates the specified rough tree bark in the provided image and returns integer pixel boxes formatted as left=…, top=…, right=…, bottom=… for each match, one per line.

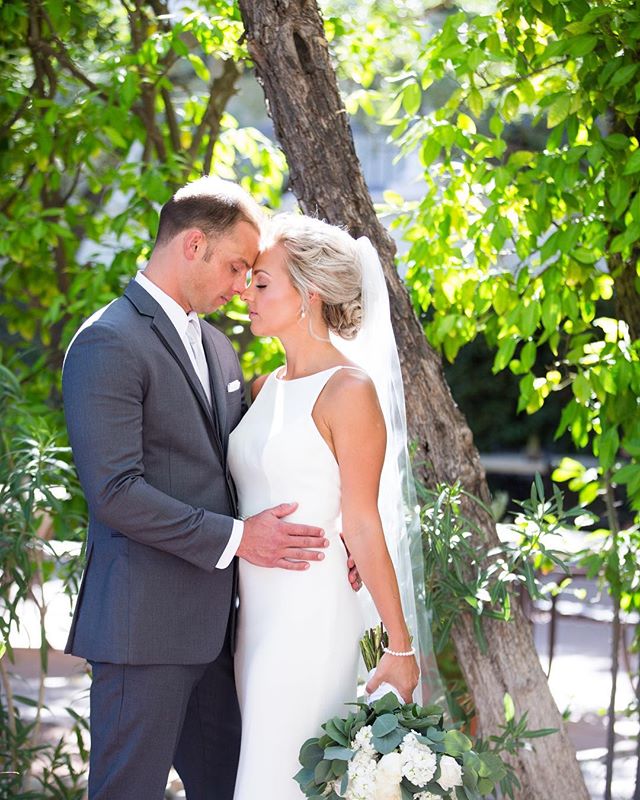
left=237, top=1, right=589, bottom=797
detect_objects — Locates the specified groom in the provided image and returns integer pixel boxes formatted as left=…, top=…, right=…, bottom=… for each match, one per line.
left=62, top=177, right=334, bottom=799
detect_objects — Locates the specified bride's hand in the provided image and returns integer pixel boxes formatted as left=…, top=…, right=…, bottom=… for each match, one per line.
left=365, top=652, right=419, bottom=704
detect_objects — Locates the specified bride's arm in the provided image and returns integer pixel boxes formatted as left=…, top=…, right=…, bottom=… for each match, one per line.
left=319, top=370, right=419, bottom=702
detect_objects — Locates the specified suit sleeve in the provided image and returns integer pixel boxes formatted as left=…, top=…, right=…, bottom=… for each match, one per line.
left=63, top=321, right=234, bottom=572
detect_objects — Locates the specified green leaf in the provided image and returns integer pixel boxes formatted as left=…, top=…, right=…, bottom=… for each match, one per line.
left=188, top=53, right=210, bottom=82
left=623, top=149, right=640, bottom=175
left=372, top=692, right=402, bottom=714
left=502, top=90, right=519, bottom=121
left=300, top=740, right=325, bottom=769
left=420, top=137, right=441, bottom=167
left=324, top=746, right=353, bottom=761
left=503, top=692, right=515, bottom=722
left=519, top=341, right=536, bottom=372
left=372, top=713, right=399, bottom=738
left=613, top=463, right=639, bottom=484
left=372, top=727, right=405, bottom=754
left=520, top=302, right=540, bottom=338
left=604, top=134, right=630, bottom=151
left=314, top=759, right=333, bottom=783
left=293, top=766, right=314, bottom=789
left=103, top=126, right=128, bottom=148
left=547, top=95, right=571, bottom=128
left=443, top=729, right=472, bottom=756
left=477, top=752, right=507, bottom=781
left=596, top=427, right=619, bottom=471
left=493, top=337, right=518, bottom=372
left=572, top=373, right=592, bottom=404
left=331, top=759, right=348, bottom=778
left=403, top=82, right=422, bottom=116
left=552, top=457, right=586, bottom=483
left=323, top=719, right=349, bottom=747
left=610, top=63, right=638, bottom=87
left=567, top=35, right=598, bottom=57
left=468, top=88, right=483, bottom=117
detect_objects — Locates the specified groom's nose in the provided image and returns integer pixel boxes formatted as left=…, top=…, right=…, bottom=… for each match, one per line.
left=231, top=271, right=249, bottom=296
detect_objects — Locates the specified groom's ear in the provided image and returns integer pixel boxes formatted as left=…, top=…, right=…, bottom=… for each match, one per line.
left=183, top=228, right=206, bottom=260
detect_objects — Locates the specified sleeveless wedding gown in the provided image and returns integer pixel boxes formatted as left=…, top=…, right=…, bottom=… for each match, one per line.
left=228, top=367, right=365, bottom=799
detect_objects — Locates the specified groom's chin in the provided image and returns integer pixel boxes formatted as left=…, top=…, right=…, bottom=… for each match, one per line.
left=201, top=297, right=227, bottom=314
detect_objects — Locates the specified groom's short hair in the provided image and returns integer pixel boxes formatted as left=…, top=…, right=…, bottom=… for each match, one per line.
left=155, top=177, right=264, bottom=247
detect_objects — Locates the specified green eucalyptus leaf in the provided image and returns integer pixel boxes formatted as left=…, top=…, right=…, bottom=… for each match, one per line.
left=372, top=713, right=399, bottom=738
left=373, top=726, right=405, bottom=754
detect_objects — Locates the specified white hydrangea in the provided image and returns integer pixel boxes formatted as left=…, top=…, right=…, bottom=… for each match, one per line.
left=351, top=725, right=375, bottom=757
left=437, top=755, right=463, bottom=792
left=399, top=732, right=437, bottom=787
left=345, top=749, right=378, bottom=800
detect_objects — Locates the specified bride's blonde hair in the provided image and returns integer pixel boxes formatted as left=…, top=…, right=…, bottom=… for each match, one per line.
left=265, top=213, right=363, bottom=340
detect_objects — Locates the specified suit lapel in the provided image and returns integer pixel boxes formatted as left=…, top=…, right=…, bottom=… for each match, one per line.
left=124, top=281, right=225, bottom=461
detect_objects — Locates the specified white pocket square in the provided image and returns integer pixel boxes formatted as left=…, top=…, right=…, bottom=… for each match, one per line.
left=227, top=379, right=241, bottom=393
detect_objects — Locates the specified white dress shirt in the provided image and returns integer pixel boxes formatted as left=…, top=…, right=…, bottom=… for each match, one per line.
left=135, top=271, right=243, bottom=569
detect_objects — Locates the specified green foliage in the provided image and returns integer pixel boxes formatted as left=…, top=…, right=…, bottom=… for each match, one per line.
left=0, top=0, right=286, bottom=401
left=0, top=366, right=88, bottom=794
left=0, top=706, right=89, bottom=799
left=420, top=479, right=593, bottom=654
left=553, top=457, right=640, bottom=619
left=353, top=0, right=640, bottom=511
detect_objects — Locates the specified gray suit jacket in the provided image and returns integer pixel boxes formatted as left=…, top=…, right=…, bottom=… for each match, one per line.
left=63, top=280, right=245, bottom=664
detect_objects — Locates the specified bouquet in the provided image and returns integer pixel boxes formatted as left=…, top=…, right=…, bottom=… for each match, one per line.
left=295, top=626, right=507, bottom=800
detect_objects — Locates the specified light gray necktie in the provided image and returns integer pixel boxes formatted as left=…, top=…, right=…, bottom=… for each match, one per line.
left=185, top=317, right=212, bottom=404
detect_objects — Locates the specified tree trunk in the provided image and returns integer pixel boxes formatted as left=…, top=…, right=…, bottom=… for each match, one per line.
left=237, top=1, right=590, bottom=797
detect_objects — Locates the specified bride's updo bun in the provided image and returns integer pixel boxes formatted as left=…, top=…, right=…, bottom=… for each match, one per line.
left=266, top=213, right=363, bottom=340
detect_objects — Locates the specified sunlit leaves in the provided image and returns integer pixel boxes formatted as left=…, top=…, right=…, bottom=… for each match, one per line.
left=0, top=0, right=287, bottom=399
left=375, top=0, right=640, bottom=500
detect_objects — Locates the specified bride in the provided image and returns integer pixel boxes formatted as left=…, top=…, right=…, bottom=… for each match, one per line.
left=228, top=213, right=422, bottom=798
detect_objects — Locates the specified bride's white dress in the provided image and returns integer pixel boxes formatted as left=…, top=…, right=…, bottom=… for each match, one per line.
left=228, top=366, right=365, bottom=799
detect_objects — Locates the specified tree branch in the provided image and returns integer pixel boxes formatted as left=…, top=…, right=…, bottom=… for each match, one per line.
left=127, top=0, right=167, bottom=162
left=188, top=58, right=241, bottom=164
left=161, top=87, right=182, bottom=152
left=28, top=10, right=108, bottom=103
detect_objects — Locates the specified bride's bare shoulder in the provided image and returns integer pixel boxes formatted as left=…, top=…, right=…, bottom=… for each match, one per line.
left=322, top=366, right=381, bottom=416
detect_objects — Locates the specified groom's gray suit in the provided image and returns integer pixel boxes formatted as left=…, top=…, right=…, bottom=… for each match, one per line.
left=63, top=279, right=245, bottom=799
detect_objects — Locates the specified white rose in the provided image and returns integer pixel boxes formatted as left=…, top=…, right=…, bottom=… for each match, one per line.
left=437, top=755, right=463, bottom=792
left=374, top=751, right=403, bottom=799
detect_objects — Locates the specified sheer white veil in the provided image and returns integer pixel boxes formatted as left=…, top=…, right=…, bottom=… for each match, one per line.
left=331, top=236, right=446, bottom=708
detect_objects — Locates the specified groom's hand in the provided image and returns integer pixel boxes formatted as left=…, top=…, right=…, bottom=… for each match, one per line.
left=341, top=534, right=362, bottom=592
left=238, top=502, right=329, bottom=570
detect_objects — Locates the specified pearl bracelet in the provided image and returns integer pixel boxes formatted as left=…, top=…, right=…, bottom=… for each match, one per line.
left=383, top=646, right=415, bottom=657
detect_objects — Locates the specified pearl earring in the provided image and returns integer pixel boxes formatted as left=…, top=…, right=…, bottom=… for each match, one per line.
left=300, top=307, right=306, bottom=319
